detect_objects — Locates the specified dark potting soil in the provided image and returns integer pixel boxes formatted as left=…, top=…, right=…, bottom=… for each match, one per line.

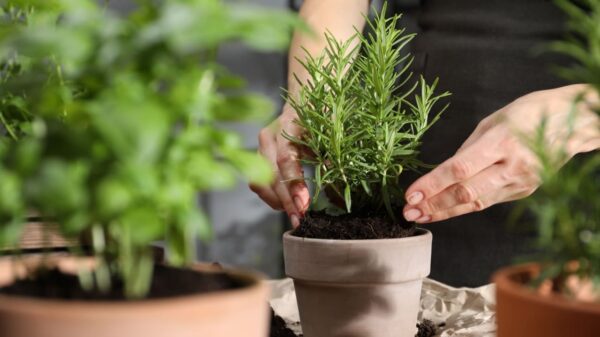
left=269, top=307, right=302, bottom=337
left=292, top=211, right=416, bottom=240
left=0, top=264, right=243, bottom=301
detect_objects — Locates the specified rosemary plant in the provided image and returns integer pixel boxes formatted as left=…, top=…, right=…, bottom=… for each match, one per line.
left=516, top=0, right=600, bottom=292
left=285, top=5, right=450, bottom=219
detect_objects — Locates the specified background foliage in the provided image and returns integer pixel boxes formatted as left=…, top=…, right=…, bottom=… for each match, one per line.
left=519, top=0, right=600, bottom=294
left=285, top=6, right=449, bottom=220
left=0, top=0, right=299, bottom=298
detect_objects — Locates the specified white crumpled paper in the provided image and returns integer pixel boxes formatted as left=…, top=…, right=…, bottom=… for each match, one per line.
left=269, top=278, right=496, bottom=337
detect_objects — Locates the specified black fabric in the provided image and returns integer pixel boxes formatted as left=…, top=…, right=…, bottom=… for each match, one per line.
left=393, top=0, right=572, bottom=286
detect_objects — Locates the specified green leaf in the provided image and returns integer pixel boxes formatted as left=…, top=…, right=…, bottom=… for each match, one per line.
left=26, top=160, right=89, bottom=215
left=212, top=93, right=273, bottom=122
left=14, top=139, right=40, bottom=175
left=344, top=184, right=351, bottom=213
left=0, top=169, right=22, bottom=213
left=96, top=178, right=132, bottom=217
left=233, top=8, right=304, bottom=51
left=222, top=148, right=273, bottom=186
left=185, top=151, right=237, bottom=190
left=360, top=179, right=372, bottom=196
left=121, top=206, right=165, bottom=245
left=0, top=216, right=25, bottom=248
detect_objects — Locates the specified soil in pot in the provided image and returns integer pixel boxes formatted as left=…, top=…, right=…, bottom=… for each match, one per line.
left=0, top=264, right=243, bottom=300
left=293, top=211, right=416, bottom=240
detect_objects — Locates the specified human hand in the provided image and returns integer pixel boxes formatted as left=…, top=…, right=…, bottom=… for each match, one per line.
left=403, top=85, right=600, bottom=224
left=249, top=104, right=310, bottom=228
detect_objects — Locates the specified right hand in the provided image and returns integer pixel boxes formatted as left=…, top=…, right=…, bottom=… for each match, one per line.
left=249, top=104, right=310, bottom=228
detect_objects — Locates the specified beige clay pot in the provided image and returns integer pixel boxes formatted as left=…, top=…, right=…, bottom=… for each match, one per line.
left=0, top=255, right=269, bottom=337
left=283, top=228, right=432, bottom=337
left=494, top=263, right=600, bottom=337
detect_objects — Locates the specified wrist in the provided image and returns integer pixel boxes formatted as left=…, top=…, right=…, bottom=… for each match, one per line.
left=560, top=85, right=600, bottom=155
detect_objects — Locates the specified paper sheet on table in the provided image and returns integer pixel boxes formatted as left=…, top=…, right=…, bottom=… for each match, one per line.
left=269, top=278, right=496, bottom=337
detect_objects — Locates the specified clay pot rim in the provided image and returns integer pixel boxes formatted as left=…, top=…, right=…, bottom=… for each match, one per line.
left=283, top=227, right=430, bottom=244
left=0, top=263, right=266, bottom=311
left=492, top=263, right=600, bottom=314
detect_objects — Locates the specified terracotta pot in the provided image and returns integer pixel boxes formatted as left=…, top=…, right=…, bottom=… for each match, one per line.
left=283, top=228, right=432, bottom=337
left=0, top=255, right=269, bottom=337
left=493, top=263, right=600, bottom=337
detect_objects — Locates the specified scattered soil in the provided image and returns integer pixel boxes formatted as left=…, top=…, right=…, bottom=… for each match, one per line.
left=0, top=265, right=244, bottom=301
left=292, top=211, right=416, bottom=240
left=268, top=310, right=443, bottom=337
left=415, top=319, right=445, bottom=337
left=269, top=307, right=302, bottom=337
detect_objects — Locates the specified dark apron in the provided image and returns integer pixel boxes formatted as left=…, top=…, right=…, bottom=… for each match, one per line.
left=392, top=0, right=572, bottom=286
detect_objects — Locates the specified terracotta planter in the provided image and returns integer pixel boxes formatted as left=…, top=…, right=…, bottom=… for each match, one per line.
left=283, top=228, right=432, bottom=337
left=0, top=255, right=269, bottom=337
left=493, top=263, right=600, bottom=337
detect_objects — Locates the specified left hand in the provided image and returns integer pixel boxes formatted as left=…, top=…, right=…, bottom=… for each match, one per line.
left=403, top=84, right=600, bottom=224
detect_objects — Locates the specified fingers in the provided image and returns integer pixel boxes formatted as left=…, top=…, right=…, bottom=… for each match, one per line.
left=405, top=163, right=508, bottom=221
left=404, top=160, right=539, bottom=224
left=251, top=113, right=308, bottom=227
left=405, top=131, right=504, bottom=206
left=417, top=199, right=488, bottom=223
left=249, top=183, right=283, bottom=210
left=418, top=184, right=536, bottom=223
left=261, top=133, right=301, bottom=216
left=275, top=115, right=310, bottom=213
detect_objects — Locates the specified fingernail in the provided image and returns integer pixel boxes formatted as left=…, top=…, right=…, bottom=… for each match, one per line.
left=404, top=208, right=422, bottom=221
left=407, top=192, right=424, bottom=205
left=290, top=214, right=300, bottom=228
left=294, top=196, right=305, bottom=214
left=416, top=215, right=431, bottom=223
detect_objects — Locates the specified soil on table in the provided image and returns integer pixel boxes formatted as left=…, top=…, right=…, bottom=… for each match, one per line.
left=268, top=309, right=442, bottom=337
left=269, top=307, right=302, bottom=337
left=292, top=211, right=416, bottom=240
left=416, top=319, right=445, bottom=337
left=0, top=264, right=243, bottom=301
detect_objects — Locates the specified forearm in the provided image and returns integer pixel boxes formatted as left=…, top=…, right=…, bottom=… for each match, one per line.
left=286, top=0, right=369, bottom=98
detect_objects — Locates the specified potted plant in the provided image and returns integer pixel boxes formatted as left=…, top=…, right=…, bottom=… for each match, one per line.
left=281, top=6, right=450, bottom=337
left=0, top=1, right=299, bottom=336
left=493, top=1, right=600, bottom=336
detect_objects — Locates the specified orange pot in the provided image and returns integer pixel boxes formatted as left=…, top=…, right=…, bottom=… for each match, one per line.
left=0, top=256, right=269, bottom=337
left=493, top=264, right=600, bottom=337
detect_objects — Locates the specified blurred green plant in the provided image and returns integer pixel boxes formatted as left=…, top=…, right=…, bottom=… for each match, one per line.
left=285, top=4, right=449, bottom=220
left=516, top=0, right=600, bottom=295
left=0, top=0, right=300, bottom=298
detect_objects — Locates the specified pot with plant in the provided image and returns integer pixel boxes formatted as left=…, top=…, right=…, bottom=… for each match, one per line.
left=0, top=1, right=299, bottom=336
left=493, top=1, right=600, bottom=336
left=281, top=7, right=450, bottom=337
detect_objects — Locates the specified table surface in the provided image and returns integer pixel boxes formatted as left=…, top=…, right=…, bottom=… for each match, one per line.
left=269, top=278, right=497, bottom=337
left=1, top=222, right=76, bottom=252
